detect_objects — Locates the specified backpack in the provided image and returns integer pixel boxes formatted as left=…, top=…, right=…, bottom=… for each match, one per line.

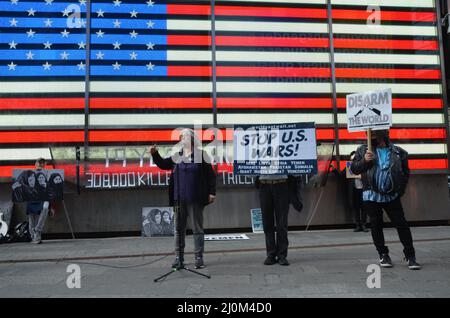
left=8, top=221, right=31, bottom=243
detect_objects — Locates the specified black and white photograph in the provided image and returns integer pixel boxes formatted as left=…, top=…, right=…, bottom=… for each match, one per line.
left=142, top=207, right=175, bottom=237
left=12, top=169, right=64, bottom=203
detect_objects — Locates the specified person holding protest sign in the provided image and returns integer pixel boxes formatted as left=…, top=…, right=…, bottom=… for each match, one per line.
left=255, top=168, right=291, bottom=266
left=351, top=130, right=421, bottom=270
left=150, top=129, right=216, bottom=269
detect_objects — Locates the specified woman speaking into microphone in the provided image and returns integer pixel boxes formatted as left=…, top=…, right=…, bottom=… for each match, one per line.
left=150, top=129, right=216, bottom=269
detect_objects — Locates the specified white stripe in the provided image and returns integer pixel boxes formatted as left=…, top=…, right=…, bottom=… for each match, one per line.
left=168, top=50, right=331, bottom=63
left=337, top=113, right=445, bottom=125
left=0, top=115, right=84, bottom=127
left=337, top=83, right=441, bottom=95
left=331, top=0, right=434, bottom=8
left=168, top=20, right=328, bottom=33
left=217, top=82, right=332, bottom=93
left=333, top=24, right=436, bottom=37
left=0, top=82, right=84, bottom=94
left=218, top=113, right=334, bottom=125
left=89, top=114, right=213, bottom=126
left=216, top=21, right=328, bottom=34
left=167, top=50, right=212, bottom=61
left=339, top=144, right=446, bottom=156
left=335, top=53, right=440, bottom=65
left=91, top=81, right=212, bottom=93
left=167, top=20, right=211, bottom=31
left=217, top=51, right=330, bottom=63
left=0, top=148, right=51, bottom=161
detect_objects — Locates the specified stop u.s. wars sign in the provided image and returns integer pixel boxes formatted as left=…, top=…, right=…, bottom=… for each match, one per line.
left=346, top=88, right=392, bottom=132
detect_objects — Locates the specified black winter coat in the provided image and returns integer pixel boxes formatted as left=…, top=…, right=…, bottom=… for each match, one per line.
left=350, top=144, right=409, bottom=197
left=151, top=150, right=217, bottom=206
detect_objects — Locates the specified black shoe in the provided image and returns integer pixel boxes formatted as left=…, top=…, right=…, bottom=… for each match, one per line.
left=172, top=256, right=184, bottom=269
left=353, top=225, right=362, bottom=232
left=195, top=256, right=205, bottom=269
left=264, top=256, right=277, bottom=265
left=405, top=257, right=421, bottom=270
left=379, top=254, right=393, bottom=268
left=278, top=257, right=290, bottom=266
left=361, top=225, right=369, bottom=232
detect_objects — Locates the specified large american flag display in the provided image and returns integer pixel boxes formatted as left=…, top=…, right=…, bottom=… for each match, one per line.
left=0, top=0, right=448, bottom=180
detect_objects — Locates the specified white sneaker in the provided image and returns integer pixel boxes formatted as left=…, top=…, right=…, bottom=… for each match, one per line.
left=31, top=231, right=42, bottom=244
left=30, top=228, right=36, bottom=243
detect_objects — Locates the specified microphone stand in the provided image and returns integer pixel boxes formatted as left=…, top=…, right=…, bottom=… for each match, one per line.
left=154, top=149, right=211, bottom=282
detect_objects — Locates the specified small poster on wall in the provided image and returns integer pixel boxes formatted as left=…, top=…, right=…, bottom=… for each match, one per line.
left=251, top=208, right=264, bottom=233
left=142, top=207, right=175, bottom=237
left=12, top=169, right=64, bottom=202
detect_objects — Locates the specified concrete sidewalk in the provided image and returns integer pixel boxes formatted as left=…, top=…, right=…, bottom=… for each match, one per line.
left=0, top=226, right=450, bottom=297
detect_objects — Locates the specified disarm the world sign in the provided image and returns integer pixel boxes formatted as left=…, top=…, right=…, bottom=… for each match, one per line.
left=346, top=88, right=393, bottom=132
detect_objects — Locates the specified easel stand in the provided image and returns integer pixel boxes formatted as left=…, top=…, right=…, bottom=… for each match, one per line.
left=154, top=263, right=211, bottom=282
left=61, top=200, right=75, bottom=239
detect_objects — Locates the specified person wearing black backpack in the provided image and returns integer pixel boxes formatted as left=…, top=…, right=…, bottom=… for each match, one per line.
left=351, top=129, right=421, bottom=270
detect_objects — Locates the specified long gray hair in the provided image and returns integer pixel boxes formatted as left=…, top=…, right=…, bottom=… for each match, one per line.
left=179, top=128, right=202, bottom=149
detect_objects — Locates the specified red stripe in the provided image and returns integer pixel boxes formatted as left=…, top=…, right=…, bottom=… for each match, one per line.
left=0, top=131, right=83, bottom=144
left=334, top=38, right=438, bottom=51
left=338, top=129, right=447, bottom=140
left=90, top=98, right=212, bottom=109
left=338, top=159, right=448, bottom=171
left=217, top=66, right=331, bottom=78
left=167, top=35, right=329, bottom=48
left=337, top=98, right=443, bottom=109
left=168, top=65, right=438, bottom=79
left=168, top=4, right=327, bottom=19
left=0, top=97, right=441, bottom=111
left=409, top=159, right=448, bottom=170
left=217, top=98, right=333, bottom=109
left=332, top=9, right=436, bottom=22
left=336, top=68, right=440, bottom=80
left=1, top=128, right=443, bottom=145
left=85, top=164, right=168, bottom=174
left=217, top=36, right=329, bottom=48
left=216, top=6, right=327, bottom=19
left=317, top=129, right=335, bottom=140
left=1, top=159, right=447, bottom=179
left=168, top=66, right=211, bottom=77
left=167, top=35, right=211, bottom=46
left=0, top=165, right=79, bottom=179
left=167, top=4, right=211, bottom=15
left=167, top=35, right=437, bottom=51
left=0, top=98, right=84, bottom=110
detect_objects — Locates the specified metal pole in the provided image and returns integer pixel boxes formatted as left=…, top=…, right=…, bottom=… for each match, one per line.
left=211, top=0, right=217, bottom=128
left=211, top=0, right=219, bottom=170
left=436, top=0, right=450, bottom=173
left=326, top=0, right=341, bottom=168
left=84, top=0, right=91, bottom=172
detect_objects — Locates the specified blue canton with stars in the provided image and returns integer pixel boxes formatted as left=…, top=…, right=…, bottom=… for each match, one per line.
left=0, top=0, right=164, bottom=77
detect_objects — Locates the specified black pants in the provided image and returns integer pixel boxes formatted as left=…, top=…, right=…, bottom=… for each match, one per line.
left=352, top=188, right=367, bottom=226
left=363, top=197, right=415, bottom=258
left=259, top=182, right=290, bottom=259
